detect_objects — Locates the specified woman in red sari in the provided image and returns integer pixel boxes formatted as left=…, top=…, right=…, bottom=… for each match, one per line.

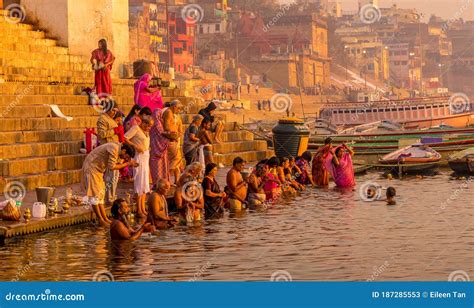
left=312, top=137, right=332, bottom=186
left=91, top=39, right=115, bottom=95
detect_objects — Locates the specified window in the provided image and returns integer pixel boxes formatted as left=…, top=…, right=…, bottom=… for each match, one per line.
left=215, top=23, right=220, bottom=32
left=174, top=48, right=183, bottom=54
left=199, top=26, right=204, bottom=34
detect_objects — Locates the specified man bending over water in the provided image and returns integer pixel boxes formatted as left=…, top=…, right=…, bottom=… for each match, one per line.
left=147, top=179, right=179, bottom=229
left=110, top=198, right=153, bottom=240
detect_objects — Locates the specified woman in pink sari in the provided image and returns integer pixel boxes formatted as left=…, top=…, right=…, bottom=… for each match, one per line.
left=150, top=108, right=171, bottom=185
left=134, top=74, right=164, bottom=112
left=90, top=39, right=115, bottom=95
left=324, top=144, right=355, bottom=188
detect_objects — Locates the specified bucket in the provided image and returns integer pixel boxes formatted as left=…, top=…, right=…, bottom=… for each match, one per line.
left=32, top=202, right=47, bottom=218
left=36, top=187, right=55, bottom=205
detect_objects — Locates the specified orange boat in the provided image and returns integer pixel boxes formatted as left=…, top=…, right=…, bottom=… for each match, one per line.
left=380, top=144, right=442, bottom=165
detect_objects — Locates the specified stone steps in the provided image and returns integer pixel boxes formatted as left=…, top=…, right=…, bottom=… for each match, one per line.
left=0, top=129, right=85, bottom=145
left=0, top=9, right=273, bottom=192
left=0, top=129, right=254, bottom=146
left=0, top=83, right=184, bottom=96
left=0, top=154, right=85, bottom=177
left=0, top=148, right=273, bottom=191
left=0, top=43, right=69, bottom=54
left=214, top=150, right=274, bottom=166
left=0, top=141, right=82, bottom=160
left=0, top=169, right=83, bottom=192
left=213, top=140, right=267, bottom=154
left=0, top=50, right=86, bottom=64
left=0, top=114, right=240, bottom=132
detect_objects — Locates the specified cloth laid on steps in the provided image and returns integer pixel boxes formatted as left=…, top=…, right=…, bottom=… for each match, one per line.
left=44, top=105, right=73, bottom=121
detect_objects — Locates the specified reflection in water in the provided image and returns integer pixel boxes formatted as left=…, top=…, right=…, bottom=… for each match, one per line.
left=0, top=171, right=472, bottom=281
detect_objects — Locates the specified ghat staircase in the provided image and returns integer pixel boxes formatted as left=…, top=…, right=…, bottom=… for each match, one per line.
left=0, top=9, right=272, bottom=193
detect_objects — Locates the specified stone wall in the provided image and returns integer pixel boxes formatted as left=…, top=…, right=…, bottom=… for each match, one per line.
left=21, top=0, right=129, bottom=77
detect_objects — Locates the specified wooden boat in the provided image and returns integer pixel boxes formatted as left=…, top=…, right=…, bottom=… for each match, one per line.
left=448, top=147, right=474, bottom=175
left=379, top=145, right=441, bottom=173
left=319, top=96, right=474, bottom=128
left=310, top=127, right=474, bottom=143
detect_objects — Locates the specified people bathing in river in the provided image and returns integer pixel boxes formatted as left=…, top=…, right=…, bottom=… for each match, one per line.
left=386, top=187, right=397, bottom=205
left=277, top=157, right=303, bottom=193
left=110, top=198, right=153, bottom=240
left=175, top=162, right=204, bottom=224
left=312, top=137, right=332, bottom=186
left=134, top=73, right=164, bottom=112
left=247, top=163, right=268, bottom=208
left=225, top=157, right=248, bottom=211
left=82, top=143, right=138, bottom=226
left=263, top=157, right=283, bottom=202
left=202, top=163, right=226, bottom=219
left=124, top=116, right=154, bottom=220
left=325, top=144, right=356, bottom=188
left=147, top=180, right=178, bottom=229
left=296, top=151, right=316, bottom=186
left=198, top=101, right=224, bottom=144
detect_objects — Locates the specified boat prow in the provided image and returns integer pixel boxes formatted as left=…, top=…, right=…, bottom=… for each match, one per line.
left=448, top=147, right=474, bottom=175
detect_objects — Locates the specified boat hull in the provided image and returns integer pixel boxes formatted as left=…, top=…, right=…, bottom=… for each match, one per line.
left=402, top=113, right=474, bottom=129
left=448, top=159, right=474, bottom=175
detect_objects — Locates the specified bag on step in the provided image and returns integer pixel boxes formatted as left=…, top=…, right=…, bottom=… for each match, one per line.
left=0, top=200, right=21, bottom=221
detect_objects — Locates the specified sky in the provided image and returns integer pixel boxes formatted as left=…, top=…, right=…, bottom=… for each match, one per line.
left=281, top=0, right=474, bottom=21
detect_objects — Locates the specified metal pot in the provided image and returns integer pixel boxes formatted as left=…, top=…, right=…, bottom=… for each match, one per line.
left=36, top=187, right=55, bottom=206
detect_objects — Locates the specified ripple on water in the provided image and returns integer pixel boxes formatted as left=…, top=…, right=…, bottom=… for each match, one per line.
left=0, top=170, right=472, bottom=281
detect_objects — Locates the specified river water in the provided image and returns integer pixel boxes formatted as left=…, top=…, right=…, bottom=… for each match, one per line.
left=1, top=170, right=472, bottom=281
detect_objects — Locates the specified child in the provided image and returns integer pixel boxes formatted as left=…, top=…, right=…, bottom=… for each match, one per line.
left=386, top=187, right=396, bottom=205
left=114, top=112, right=125, bottom=143
left=114, top=112, right=132, bottom=182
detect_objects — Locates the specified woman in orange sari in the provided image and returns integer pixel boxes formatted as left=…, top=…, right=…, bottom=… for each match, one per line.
left=91, top=39, right=115, bottom=95
left=312, top=137, right=332, bottom=186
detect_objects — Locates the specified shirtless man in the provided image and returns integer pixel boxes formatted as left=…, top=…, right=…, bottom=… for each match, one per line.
left=110, top=198, right=153, bottom=240
left=225, top=157, right=248, bottom=211
left=198, top=118, right=215, bottom=164
left=147, top=179, right=178, bottom=229
left=163, top=100, right=182, bottom=183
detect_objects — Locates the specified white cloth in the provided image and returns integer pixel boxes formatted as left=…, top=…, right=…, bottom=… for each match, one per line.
left=133, top=150, right=151, bottom=195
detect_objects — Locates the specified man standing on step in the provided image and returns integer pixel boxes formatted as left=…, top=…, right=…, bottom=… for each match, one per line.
left=163, top=100, right=183, bottom=184
left=82, top=143, right=137, bottom=226
left=91, top=39, right=115, bottom=95
left=97, top=100, right=120, bottom=204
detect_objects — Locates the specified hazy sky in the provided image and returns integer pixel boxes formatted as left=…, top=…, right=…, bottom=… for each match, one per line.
left=282, top=0, right=474, bottom=20
left=341, top=0, right=474, bottom=20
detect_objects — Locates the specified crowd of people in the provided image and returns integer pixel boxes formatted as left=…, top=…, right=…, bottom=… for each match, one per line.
left=85, top=39, right=395, bottom=240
